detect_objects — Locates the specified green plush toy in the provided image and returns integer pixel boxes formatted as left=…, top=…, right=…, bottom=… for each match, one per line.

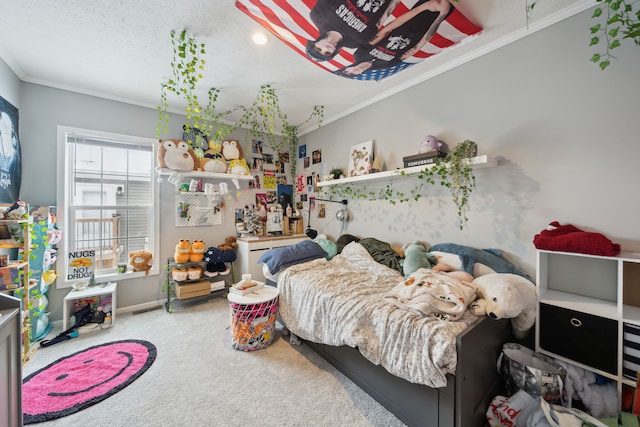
left=402, top=241, right=437, bottom=278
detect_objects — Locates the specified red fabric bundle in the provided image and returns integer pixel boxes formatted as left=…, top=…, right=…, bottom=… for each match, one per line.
left=533, top=221, right=621, bottom=256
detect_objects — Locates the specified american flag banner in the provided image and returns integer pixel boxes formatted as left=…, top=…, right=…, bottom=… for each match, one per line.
left=235, top=0, right=482, bottom=81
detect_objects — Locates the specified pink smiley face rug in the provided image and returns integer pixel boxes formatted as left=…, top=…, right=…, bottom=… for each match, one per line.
left=22, top=339, right=157, bottom=424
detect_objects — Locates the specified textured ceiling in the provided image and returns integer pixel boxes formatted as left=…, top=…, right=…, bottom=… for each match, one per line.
left=0, top=0, right=592, bottom=135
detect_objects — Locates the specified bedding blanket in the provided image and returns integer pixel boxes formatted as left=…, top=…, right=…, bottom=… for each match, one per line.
left=277, top=242, right=479, bottom=388
left=384, top=269, right=477, bottom=321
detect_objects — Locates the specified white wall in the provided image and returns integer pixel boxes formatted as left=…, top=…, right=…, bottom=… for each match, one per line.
left=299, top=8, right=640, bottom=278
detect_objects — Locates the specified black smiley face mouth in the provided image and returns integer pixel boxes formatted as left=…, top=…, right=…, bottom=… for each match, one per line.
left=48, top=351, right=133, bottom=397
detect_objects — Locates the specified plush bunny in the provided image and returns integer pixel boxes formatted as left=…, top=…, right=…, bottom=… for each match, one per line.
left=469, top=273, right=537, bottom=339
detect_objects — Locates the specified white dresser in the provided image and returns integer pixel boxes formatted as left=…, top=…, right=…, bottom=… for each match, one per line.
left=236, top=235, right=308, bottom=283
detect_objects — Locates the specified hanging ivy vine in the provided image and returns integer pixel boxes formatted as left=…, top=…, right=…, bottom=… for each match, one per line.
left=156, top=30, right=324, bottom=182
left=589, top=0, right=640, bottom=69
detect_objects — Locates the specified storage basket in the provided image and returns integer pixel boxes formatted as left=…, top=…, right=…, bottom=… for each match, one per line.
left=228, top=288, right=278, bottom=351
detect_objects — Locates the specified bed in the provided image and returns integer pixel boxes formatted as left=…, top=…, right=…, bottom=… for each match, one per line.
left=262, top=240, right=524, bottom=427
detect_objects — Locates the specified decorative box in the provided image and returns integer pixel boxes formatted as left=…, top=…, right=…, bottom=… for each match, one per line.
left=174, top=280, right=211, bottom=300
left=402, top=151, right=446, bottom=168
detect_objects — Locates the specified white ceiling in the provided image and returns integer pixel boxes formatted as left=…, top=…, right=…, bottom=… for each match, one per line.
left=0, top=0, right=592, bottom=135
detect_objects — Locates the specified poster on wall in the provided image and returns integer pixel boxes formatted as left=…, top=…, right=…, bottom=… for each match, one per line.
left=0, top=96, right=22, bottom=203
left=235, top=0, right=482, bottom=81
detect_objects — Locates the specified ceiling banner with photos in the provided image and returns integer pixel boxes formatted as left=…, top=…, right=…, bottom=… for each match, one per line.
left=235, top=0, right=482, bottom=81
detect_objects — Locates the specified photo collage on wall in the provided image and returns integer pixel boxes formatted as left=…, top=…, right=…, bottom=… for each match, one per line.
left=296, top=143, right=323, bottom=217
left=247, top=139, right=293, bottom=215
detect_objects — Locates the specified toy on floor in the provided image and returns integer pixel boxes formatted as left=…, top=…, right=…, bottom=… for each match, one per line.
left=469, top=273, right=537, bottom=339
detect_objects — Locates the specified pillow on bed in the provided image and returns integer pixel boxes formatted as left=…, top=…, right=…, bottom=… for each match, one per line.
left=257, top=240, right=328, bottom=274
left=314, top=237, right=338, bottom=260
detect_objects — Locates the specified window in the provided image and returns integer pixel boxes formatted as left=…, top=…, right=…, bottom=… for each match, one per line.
left=57, top=126, right=159, bottom=286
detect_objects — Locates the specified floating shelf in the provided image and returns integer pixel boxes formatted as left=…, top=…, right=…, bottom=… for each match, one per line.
left=317, top=155, right=497, bottom=188
left=158, top=168, right=254, bottom=181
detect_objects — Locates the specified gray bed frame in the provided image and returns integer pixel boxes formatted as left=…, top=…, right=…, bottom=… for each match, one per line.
left=269, top=276, right=512, bottom=427
left=303, top=316, right=512, bottom=427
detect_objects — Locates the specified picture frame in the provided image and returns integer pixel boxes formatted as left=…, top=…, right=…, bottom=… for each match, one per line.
left=348, top=140, right=373, bottom=177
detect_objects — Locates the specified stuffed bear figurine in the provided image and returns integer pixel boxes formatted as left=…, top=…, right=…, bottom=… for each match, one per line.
left=221, top=139, right=250, bottom=175
left=217, top=236, right=237, bottom=251
left=469, top=273, right=537, bottom=339
left=157, top=139, right=198, bottom=171
left=129, top=250, right=153, bottom=275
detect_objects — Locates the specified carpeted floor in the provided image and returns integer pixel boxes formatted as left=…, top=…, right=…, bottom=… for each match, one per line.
left=23, top=296, right=406, bottom=426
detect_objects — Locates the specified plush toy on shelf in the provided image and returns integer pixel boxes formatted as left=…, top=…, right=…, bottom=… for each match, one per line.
left=157, top=139, right=198, bottom=171
left=469, top=273, right=537, bottom=339
left=172, top=267, right=188, bottom=282
left=418, top=135, right=443, bottom=154
left=221, top=139, right=250, bottom=175
left=217, top=236, right=237, bottom=251
left=199, top=140, right=228, bottom=173
left=189, top=240, right=206, bottom=262
left=129, top=250, right=153, bottom=275
left=188, top=265, right=202, bottom=280
left=174, top=240, right=191, bottom=263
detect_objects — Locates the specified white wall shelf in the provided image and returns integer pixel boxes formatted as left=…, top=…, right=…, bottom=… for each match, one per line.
left=158, top=168, right=254, bottom=181
left=317, top=155, right=497, bottom=188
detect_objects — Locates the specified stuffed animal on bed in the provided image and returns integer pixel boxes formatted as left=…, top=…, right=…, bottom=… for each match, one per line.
left=402, top=241, right=438, bottom=278
left=469, top=273, right=537, bottom=339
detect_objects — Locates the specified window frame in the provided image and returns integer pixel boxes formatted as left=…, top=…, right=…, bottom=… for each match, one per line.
left=56, top=125, right=160, bottom=287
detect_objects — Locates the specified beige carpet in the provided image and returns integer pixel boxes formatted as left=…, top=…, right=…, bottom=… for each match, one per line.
left=23, top=296, right=406, bottom=426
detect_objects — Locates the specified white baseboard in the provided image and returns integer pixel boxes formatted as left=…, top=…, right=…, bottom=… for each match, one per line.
left=117, top=300, right=166, bottom=314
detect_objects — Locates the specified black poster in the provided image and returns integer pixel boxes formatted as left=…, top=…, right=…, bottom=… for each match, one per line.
left=0, top=95, right=21, bottom=203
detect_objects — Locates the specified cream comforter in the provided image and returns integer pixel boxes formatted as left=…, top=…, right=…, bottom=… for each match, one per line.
left=276, top=242, right=480, bottom=388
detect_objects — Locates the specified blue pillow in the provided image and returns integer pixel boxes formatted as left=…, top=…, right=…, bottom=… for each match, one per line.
left=257, top=240, right=327, bottom=274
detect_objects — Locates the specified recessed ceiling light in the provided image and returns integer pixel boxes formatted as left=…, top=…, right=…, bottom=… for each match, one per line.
left=252, top=32, right=268, bottom=45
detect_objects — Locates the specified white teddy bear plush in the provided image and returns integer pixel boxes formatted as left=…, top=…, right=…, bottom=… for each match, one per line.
left=469, top=273, right=537, bottom=339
